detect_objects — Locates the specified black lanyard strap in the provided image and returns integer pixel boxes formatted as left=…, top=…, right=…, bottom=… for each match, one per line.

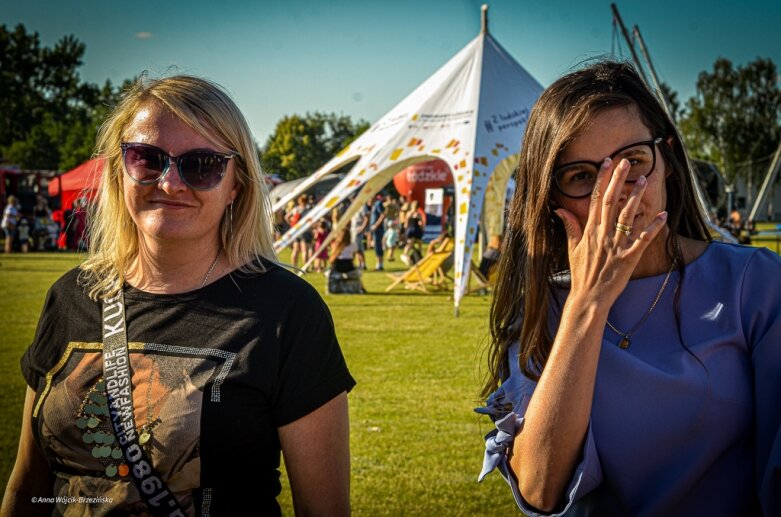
left=102, top=291, right=185, bottom=517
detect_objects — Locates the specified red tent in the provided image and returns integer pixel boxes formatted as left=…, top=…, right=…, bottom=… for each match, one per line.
left=48, top=157, right=105, bottom=210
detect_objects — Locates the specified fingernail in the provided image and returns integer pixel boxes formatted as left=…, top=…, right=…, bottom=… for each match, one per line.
left=619, top=159, right=630, bottom=171
left=602, top=157, right=612, bottom=169
left=659, top=211, right=668, bottom=220
left=637, top=175, right=647, bottom=185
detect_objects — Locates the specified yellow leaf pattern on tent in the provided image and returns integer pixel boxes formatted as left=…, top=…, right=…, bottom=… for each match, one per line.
left=390, top=149, right=403, bottom=160
left=459, top=202, right=467, bottom=215
left=325, top=197, right=340, bottom=208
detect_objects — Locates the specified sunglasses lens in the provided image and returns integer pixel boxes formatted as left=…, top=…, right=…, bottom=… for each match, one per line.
left=124, top=145, right=167, bottom=183
left=178, top=152, right=226, bottom=190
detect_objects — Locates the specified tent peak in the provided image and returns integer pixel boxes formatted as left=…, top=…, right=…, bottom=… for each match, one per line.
left=481, top=4, right=489, bottom=34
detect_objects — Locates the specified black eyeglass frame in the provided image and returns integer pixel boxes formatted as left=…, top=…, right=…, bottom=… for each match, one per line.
left=552, top=137, right=664, bottom=199
left=120, top=142, right=238, bottom=191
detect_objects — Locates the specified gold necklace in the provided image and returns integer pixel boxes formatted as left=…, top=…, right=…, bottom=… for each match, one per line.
left=606, top=256, right=678, bottom=350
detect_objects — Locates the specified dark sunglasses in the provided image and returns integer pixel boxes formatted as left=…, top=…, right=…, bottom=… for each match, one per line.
left=120, top=142, right=238, bottom=191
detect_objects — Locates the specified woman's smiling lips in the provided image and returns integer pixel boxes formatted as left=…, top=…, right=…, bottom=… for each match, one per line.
left=147, top=198, right=197, bottom=209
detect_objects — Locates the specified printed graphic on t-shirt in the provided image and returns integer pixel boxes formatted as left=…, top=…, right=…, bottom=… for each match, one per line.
left=35, top=341, right=236, bottom=515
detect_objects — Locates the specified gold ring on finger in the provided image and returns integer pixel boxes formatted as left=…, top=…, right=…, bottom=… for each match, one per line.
left=615, top=222, right=633, bottom=235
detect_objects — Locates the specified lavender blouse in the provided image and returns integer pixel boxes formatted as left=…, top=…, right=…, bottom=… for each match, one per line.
left=478, top=242, right=781, bottom=516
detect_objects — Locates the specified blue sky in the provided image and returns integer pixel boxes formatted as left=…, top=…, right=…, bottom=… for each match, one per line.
left=3, top=0, right=780, bottom=145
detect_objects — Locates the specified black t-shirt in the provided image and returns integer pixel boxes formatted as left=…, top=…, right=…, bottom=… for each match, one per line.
left=21, top=262, right=355, bottom=516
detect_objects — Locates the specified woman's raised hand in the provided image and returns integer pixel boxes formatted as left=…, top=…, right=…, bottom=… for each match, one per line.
left=554, top=157, right=668, bottom=307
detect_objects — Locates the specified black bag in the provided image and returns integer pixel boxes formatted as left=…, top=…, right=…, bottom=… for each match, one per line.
left=326, top=269, right=364, bottom=294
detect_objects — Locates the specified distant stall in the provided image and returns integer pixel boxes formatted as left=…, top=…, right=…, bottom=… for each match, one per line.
left=47, top=157, right=105, bottom=210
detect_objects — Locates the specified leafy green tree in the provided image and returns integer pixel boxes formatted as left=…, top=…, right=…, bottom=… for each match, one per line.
left=659, top=83, right=681, bottom=122
left=262, top=112, right=369, bottom=180
left=57, top=79, right=131, bottom=170
left=0, top=24, right=47, bottom=147
left=4, top=115, right=60, bottom=170
left=0, top=24, right=129, bottom=171
left=679, top=57, right=781, bottom=187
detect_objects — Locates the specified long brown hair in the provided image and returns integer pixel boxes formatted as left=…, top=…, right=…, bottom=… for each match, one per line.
left=483, top=61, right=710, bottom=397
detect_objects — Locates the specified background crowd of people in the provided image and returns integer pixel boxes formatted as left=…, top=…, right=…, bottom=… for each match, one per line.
left=280, top=191, right=435, bottom=274
left=1, top=193, right=90, bottom=253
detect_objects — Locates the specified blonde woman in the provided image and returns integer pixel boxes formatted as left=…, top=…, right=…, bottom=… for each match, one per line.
left=3, top=75, right=354, bottom=516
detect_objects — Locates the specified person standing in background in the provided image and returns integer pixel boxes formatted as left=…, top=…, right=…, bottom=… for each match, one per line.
left=369, top=194, right=386, bottom=271
left=2, top=195, right=20, bottom=253
left=33, top=195, right=53, bottom=251
left=17, top=218, right=31, bottom=253
left=350, top=200, right=369, bottom=270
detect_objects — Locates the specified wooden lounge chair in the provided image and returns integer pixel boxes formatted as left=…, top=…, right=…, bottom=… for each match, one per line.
left=463, top=263, right=491, bottom=296
left=385, top=238, right=455, bottom=293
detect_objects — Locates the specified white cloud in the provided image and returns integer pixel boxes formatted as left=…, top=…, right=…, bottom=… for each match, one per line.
left=135, top=32, right=153, bottom=40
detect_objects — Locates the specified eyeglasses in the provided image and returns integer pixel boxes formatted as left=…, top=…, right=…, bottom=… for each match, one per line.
left=553, top=137, right=663, bottom=199
left=120, top=142, right=238, bottom=191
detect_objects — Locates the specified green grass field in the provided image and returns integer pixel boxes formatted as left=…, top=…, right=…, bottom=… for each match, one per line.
left=0, top=252, right=517, bottom=515
left=3, top=233, right=778, bottom=514
left=751, top=221, right=781, bottom=254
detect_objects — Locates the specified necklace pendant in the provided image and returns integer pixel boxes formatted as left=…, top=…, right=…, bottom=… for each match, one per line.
left=618, top=337, right=631, bottom=349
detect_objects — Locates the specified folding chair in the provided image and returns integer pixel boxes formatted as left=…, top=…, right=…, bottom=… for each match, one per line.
left=385, top=238, right=454, bottom=293
left=463, top=262, right=492, bottom=295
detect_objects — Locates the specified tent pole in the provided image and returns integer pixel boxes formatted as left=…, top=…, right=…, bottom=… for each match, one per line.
left=481, top=4, right=489, bottom=34
left=633, top=25, right=673, bottom=118
left=610, top=4, right=650, bottom=87
left=748, top=139, right=781, bottom=222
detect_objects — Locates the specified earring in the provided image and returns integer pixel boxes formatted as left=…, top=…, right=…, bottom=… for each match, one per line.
left=229, top=201, right=234, bottom=238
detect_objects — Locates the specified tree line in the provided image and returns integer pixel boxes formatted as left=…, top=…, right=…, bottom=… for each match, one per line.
left=0, top=24, right=131, bottom=171
left=1, top=23, right=779, bottom=191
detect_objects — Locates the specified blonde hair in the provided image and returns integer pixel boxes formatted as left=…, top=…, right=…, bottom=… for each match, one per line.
left=80, top=74, right=277, bottom=300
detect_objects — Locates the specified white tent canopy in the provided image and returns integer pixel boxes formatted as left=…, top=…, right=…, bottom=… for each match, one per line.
left=272, top=7, right=543, bottom=311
